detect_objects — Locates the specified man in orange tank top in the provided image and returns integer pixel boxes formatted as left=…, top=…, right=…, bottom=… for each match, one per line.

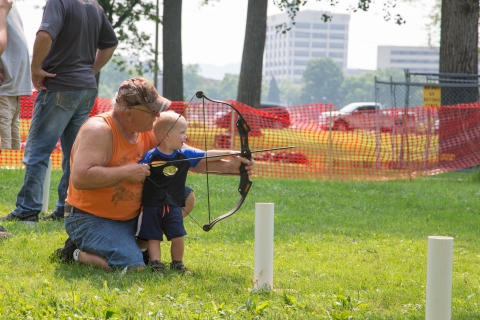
left=52, top=77, right=255, bottom=272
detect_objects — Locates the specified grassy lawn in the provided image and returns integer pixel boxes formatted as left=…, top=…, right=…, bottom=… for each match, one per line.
left=0, top=169, right=479, bottom=319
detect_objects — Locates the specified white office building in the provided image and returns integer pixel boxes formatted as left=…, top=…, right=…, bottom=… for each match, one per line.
left=377, top=46, right=440, bottom=73
left=264, top=10, right=350, bottom=83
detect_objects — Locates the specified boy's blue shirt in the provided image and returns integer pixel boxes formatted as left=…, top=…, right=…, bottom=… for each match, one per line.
left=139, top=147, right=205, bottom=167
left=140, top=147, right=205, bottom=207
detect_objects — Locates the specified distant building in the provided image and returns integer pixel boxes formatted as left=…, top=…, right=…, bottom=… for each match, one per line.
left=377, top=45, right=480, bottom=74
left=377, top=46, right=439, bottom=73
left=264, top=10, right=350, bottom=83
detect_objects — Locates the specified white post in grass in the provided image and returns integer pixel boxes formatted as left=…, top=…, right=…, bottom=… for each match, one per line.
left=426, top=236, right=453, bottom=320
left=254, top=203, right=274, bottom=291
left=42, top=157, right=52, bottom=213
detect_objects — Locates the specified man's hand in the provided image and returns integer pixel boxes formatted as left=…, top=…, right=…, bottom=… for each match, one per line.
left=124, top=163, right=151, bottom=183
left=31, top=30, right=56, bottom=91
left=224, top=156, right=255, bottom=175
left=32, top=68, right=56, bottom=91
left=0, top=0, right=13, bottom=13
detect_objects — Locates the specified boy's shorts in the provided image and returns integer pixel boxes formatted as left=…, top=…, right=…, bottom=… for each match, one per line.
left=136, top=205, right=186, bottom=241
left=65, top=209, right=144, bottom=270
left=0, top=96, right=21, bottom=150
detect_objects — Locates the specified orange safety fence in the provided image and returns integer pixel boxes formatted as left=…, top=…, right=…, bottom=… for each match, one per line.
left=2, top=91, right=480, bottom=181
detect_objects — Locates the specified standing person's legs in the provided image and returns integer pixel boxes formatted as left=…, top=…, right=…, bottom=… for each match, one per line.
left=42, top=88, right=97, bottom=220
left=163, top=206, right=188, bottom=272
left=0, top=96, right=21, bottom=150
left=0, top=90, right=72, bottom=221
left=10, top=96, right=21, bottom=150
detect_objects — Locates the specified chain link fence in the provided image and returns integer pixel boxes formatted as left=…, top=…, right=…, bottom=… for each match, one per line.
left=375, top=70, right=480, bottom=109
left=375, top=70, right=480, bottom=171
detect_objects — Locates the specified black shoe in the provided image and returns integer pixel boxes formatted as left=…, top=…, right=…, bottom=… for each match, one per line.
left=50, top=237, right=78, bottom=264
left=170, top=261, right=190, bottom=273
left=0, top=226, right=12, bottom=238
left=41, top=207, right=65, bottom=221
left=0, top=211, right=39, bottom=222
left=149, top=260, right=166, bottom=273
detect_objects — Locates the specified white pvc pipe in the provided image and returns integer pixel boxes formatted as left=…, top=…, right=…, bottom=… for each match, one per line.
left=42, top=157, right=52, bottom=213
left=426, top=236, right=453, bottom=320
left=254, top=203, right=274, bottom=290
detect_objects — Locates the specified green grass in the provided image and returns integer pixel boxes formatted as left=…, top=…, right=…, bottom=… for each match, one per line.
left=1, top=169, right=480, bottom=319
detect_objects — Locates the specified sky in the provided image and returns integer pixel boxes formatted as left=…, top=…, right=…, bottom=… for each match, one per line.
left=15, top=0, right=437, bottom=71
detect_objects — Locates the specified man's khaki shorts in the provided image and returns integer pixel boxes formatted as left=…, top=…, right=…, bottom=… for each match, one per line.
left=0, top=95, right=21, bottom=150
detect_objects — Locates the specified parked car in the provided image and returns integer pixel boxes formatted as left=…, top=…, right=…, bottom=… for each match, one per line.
left=258, top=102, right=291, bottom=128
left=318, top=102, right=416, bottom=132
left=215, top=102, right=291, bottom=129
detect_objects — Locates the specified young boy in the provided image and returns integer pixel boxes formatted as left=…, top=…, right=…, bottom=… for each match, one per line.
left=136, top=110, right=237, bottom=273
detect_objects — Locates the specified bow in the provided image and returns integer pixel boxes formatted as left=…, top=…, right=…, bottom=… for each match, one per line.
left=152, top=91, right=294, bottom=231
left=149, top=91, right=253, bottom=231
left=194, top=91, right=252, bottom=231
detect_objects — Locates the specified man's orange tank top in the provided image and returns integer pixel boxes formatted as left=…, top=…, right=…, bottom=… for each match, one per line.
left=66, top=113, right=155, bottom=221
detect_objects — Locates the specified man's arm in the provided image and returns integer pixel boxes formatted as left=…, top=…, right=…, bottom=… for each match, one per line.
left=93, top=44, right=117, bottom=75
left=0, top=0, right=12, bottom=56
left=30, top=30, right=56, bottom=91
left=70, top=116, right=151, bottom=190
left=0, top=0, right=12, bottom=85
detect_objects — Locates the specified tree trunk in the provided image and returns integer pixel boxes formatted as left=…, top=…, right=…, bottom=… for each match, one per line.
left=439, top=0, right=479, bottom=105
left=163, top=0, right=183, bottom=100
left=236, top=0, right=268, bottom=108
left=438, top=0, right=479, bottom=168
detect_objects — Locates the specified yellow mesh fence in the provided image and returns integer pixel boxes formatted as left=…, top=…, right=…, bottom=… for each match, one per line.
left=2, top=92, right=479, bottom=180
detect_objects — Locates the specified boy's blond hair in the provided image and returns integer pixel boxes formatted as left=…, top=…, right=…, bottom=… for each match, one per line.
left=153, top=110, right=186, bottom=140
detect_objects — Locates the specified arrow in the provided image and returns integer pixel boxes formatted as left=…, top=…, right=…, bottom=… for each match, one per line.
left=150, top=146, right=296, bottom=167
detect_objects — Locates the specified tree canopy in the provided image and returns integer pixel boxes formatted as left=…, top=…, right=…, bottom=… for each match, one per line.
left=267, top=76, right=281, bottom=103
left=301, top=58, right=344, bottom=106
left=98, top=0, right=159, bottom=75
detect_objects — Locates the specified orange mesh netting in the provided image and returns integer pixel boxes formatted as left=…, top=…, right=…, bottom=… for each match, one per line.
left=2, top=92, right=479, bottom=181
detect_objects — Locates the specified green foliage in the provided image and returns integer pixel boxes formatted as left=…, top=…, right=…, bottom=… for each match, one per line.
left=196, top=73, right=239, bottom=101
left=183, top=64, right=239, bottom=100
left=301, top=58, right=344, bottom=106
left=182, top=65, right=270, bottom=104
left=210, top=73, right=240, bottom=101
left=267, top=76, right=281, bottom=103
left=261, top=78, right=270, bottom=102
left=97, top=0, right=160, bottom=75
left=338, top=68, right=405, bottom=107
left=278, top=78, right=303, bottom=106
left=183, top=64, right=204, bottom=99
left=98, top=57, right=143, bottom=98
left=426, top=0, right=442, bottom=46
left=1, top=169, right=480, bottom=318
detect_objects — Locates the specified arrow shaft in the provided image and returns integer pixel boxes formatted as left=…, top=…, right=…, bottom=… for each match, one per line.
left=150, top=146, right=295, bottom=166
